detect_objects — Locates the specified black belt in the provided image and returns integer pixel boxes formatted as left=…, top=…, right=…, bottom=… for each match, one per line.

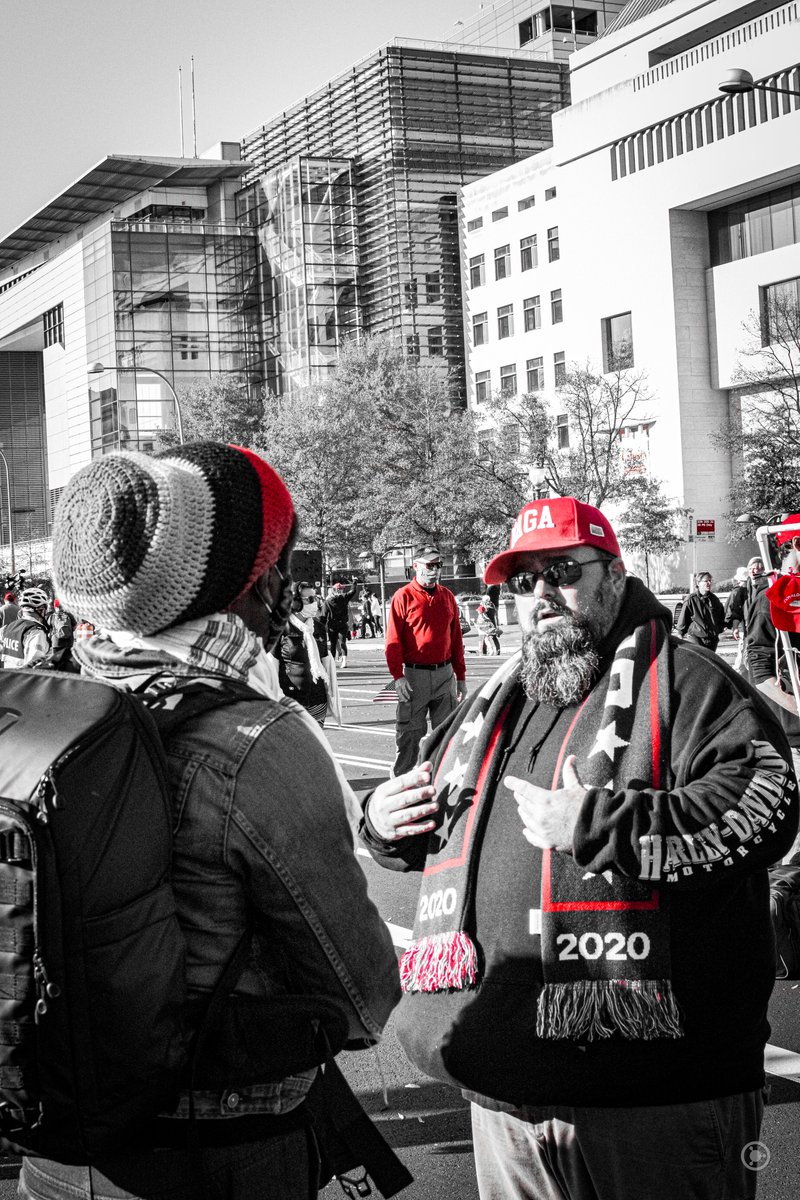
left=404, top=661, right=450, bottom=671
left=151, top=1104, right=310, bottom=1148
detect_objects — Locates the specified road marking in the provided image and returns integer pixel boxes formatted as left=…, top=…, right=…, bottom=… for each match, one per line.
left=765, top=1043, right=800, bottom=1082
left=373, top=1105, right=469, bottom=1122
left=386, top=922, right=413, bottom=949
left=335, top=753, right=392, bottom=769
left=328, top=725, right=395, bottom=738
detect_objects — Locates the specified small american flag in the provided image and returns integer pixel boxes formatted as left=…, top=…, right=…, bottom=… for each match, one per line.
left=372, top=680, right=398, bottom=703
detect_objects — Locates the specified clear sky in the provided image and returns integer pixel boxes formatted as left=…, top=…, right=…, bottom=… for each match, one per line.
left=0, top=0, right=478, bottom=240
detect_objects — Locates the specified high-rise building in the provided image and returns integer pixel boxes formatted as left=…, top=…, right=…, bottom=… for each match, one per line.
left=460, top=0, right=800, bottom=584
left=239, top=39, right=569, bottom=395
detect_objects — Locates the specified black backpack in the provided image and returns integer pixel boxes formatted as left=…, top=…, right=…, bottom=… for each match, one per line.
left=770, top=863, right=800, bottom=980
left=0, top=669, right=192, bottom=1161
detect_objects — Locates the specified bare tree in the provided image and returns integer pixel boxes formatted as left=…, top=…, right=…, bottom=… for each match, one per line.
left=717, top=291, right=800, bottom=539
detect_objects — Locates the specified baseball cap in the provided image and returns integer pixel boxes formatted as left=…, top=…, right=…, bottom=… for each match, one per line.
left=776, top=514, right=800, bottom=547
left=766, top=573, right=800, bottom=632
left=484, top=497, right=621, bottom=585
left=414, top=545, right=441, bottom=562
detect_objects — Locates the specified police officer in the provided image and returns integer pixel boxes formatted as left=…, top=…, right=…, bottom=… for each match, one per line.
left=1, top=587, right=51, bottom=669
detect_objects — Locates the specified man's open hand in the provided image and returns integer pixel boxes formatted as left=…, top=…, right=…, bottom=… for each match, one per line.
left=504, top=755, right=588, bottom=852
left=367, top=762, right=438, bottom=841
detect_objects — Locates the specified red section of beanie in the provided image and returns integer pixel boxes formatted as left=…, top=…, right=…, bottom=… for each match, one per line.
left=230, top=445, right=294, bottom=591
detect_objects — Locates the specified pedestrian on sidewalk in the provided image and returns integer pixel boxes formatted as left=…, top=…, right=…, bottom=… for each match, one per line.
left=385, top=545, right=467, bottom=776
left=676, top=570, right=725, bottom=651
left=324, top=578, right=357, bottom=668
left=273, top=581, right=342, bottom=726
left=475, top=604, right=501, bottom=655
left=362, top=496, right=798, bottom=1200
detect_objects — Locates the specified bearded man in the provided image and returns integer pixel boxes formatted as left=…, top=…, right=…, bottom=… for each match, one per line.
left=360, top=497, right=798, bottom=1200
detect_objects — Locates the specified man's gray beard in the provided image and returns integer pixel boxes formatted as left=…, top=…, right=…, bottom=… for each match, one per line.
left=519, top=616, right=600, bottom=707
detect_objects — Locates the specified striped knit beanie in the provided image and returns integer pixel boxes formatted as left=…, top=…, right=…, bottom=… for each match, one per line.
left=52, top=442, right=294, bottom=636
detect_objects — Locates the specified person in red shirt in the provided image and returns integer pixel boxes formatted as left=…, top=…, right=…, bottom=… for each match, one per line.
left=385, top=545, right=467, bottom=776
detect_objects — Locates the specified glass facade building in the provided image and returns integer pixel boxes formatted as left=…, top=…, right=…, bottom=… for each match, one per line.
left=85, top=215, right=262, bottom=455
left=241, top=158, right=360, bottom=392
left=0, top=352, right=48, bottom=554
left=240, top=40, right=569, bottom=396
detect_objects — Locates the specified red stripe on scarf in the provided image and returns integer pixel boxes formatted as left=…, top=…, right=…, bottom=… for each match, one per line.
left=649, top=619, right=662, bottom=789
left=424, top=703, right=511, bottom=876
left=542, top=847, right=660, bottom=910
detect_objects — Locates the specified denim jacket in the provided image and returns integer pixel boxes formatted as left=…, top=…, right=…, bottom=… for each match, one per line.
left=155, top=690, right=400, bottom=1120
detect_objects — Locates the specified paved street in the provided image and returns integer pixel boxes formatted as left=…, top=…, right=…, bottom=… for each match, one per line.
left=0, top=623, right=797, bottom=1197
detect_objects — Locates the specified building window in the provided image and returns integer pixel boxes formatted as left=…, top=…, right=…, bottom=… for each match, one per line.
left=554, top=351, right=566, bottom=386
left=760, top=278, right=800, bottom=345
left=470, top=254, right=485, bottom=288
left=551, top=289, right=563, bottom=324
left=709, top=184, right=800, bottom=266
left=500, top=364, right=517, bottom=395
left=526, top=356, right=544, bottom=391
left=500, top=424, right=521, bottom=454
left=406, top=333, right=420, bottom=360
left=547, top=227, right=560, bottom=262
left=492, top=206, right=509, bottom=222
left=467, top=216, right=483, bottom=232
left=556, top=413, right=570, bottom=449
left=601, top=311, right=634, bottom=369
left=498, top=304, right=514, bottom=339
left=523, top=295, right=541, bottom=332
left=545, top=187, right=557, bottom=201
left=404, top=280, right=418, bottom=310
left=478, top=429, right=494, bottom=459
left=494, top=244, right=511, bottom=280
left=518, top=195, right=536, bottom=211
left=475, top=370, right=491, bottom=402
left=42, top=303, right=64, bottom=348
left=425, top=272, right=441, bottom=303
left=473, top=311, right=489, bottom=346
left=521, top=234, right=538, bottom=271
left=519, top=16, right=534, bottom=43
left=428, top=326, right=443, bottom=356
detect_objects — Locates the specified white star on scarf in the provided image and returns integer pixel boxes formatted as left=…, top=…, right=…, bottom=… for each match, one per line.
left=461, top=712, right=485, bottom=744
left=582, top=870, right=615, bottom=884
left=441, top=757, right=468, bottom=794
left=589, top=721, right=629, bottom=762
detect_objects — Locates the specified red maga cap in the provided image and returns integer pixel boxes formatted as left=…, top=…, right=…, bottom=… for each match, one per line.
left=776, top=513, right=800, bottom=547
left=484, top=497, right=621, bottom=585
left=766, top=573, right=800, bottom=632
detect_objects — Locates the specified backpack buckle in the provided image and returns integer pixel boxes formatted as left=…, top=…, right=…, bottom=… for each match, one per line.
left=337, top=1172, right=372, bottom=1198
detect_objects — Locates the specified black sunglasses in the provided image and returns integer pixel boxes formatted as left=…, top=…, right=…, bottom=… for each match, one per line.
left=507, top=557, right=609, bottom=594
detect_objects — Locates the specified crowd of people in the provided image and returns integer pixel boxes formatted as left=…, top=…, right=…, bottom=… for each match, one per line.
left=1, top=445, right=799, bottom=1200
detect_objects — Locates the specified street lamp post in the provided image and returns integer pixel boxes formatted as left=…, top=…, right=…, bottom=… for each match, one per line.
left=87, top=362, right=185, bottom=445
left=0, top=447, right=15, bottom=575
left=718, top=67, right=800, bottom=100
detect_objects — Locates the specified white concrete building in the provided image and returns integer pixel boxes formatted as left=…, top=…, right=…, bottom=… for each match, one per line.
left=461, top=0, right=800, bottom=583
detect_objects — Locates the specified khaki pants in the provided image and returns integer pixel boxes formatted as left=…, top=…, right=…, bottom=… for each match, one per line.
left=393, top=664, right=457, bottom=776
left=472, top=1090, right=765, bottom=1200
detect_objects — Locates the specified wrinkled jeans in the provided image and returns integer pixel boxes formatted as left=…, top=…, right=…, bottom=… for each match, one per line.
left=471, top=1090, right=766, bottom=1200
left=17, top=1127, right=318, bottom=1200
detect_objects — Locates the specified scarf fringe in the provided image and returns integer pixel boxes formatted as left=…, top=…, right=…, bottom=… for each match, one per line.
left=536, top=979, right=683, bottom=1041
left=400, top=931, right=479, bottom=993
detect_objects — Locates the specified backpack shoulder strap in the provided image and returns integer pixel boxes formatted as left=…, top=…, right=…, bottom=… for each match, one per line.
left=133, top=676, right=265, bottom=740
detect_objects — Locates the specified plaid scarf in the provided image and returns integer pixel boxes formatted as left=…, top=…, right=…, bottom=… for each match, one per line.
left=400, top=616, right=684, bottom=1041
left=72, top=611, right=283, bottom=699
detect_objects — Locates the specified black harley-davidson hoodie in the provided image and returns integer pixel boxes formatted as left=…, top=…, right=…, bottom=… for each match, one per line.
left=360, top=577, right=799, bottom=1108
